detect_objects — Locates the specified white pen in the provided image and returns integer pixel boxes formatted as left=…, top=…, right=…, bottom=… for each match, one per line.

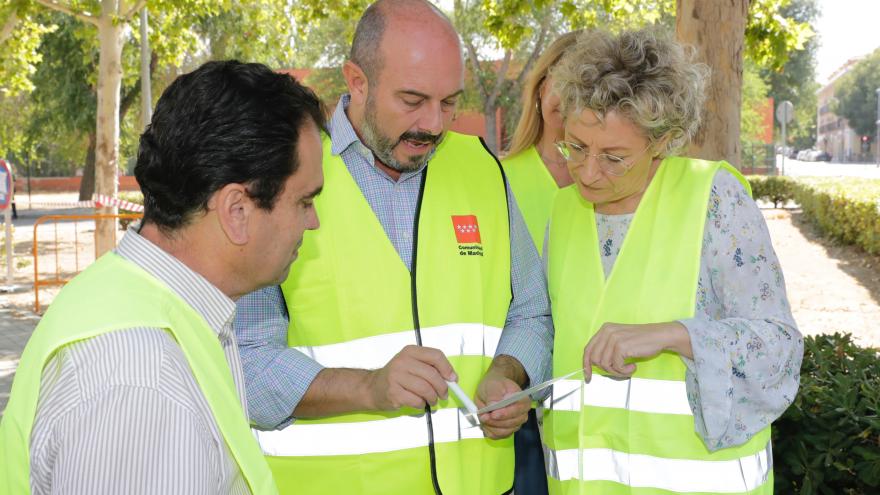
left=445, top=380, right=479, bottom=417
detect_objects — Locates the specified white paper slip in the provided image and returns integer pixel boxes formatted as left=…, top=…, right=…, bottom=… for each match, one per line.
left=477, top=368, right=586, bottom=415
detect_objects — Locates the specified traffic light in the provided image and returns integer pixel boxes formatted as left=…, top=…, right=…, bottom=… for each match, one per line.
left=863, top=136, right=870, bottom=142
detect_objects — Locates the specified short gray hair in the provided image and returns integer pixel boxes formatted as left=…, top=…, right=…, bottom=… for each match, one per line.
left=551, top=28, right=710, bottom=157
left=351, top=0, right=455, bottom=82
left=350, top=2, right=386, bottom=81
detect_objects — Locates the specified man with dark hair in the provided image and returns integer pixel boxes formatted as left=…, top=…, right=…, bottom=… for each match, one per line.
left=235, top=1, right=553, bottom=493
left=0, top=60, right=325, bottom=495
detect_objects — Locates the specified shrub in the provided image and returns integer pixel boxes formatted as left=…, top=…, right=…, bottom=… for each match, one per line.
left=117, top=191, right=144, bottom=231
left=773, top=333, right=880, bottom=494
left=747, top=175, right=796, bottom=207
left=792, top=178, right=880, bottom=254
left=118, top=191, right=144, bottom=207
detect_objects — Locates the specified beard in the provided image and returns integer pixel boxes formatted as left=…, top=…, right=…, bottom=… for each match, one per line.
left=360, top=95, right=442, bottom=173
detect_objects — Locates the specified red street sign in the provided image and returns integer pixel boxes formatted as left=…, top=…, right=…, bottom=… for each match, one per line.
left=0, top=159, right=12, bottom=210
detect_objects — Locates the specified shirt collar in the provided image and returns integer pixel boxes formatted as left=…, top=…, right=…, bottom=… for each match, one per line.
left=115, top=226, right=236, bottom=336
left=328, top=94, right=363, bottom=157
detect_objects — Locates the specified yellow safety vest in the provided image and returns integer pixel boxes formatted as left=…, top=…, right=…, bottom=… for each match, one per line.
left=257, top=132, right=515, bottom=494
left=502, top=145, right=559, bottom=255
left=545, top=157, right=772, bottom=494
left=0, top=253, right=277, bottom=495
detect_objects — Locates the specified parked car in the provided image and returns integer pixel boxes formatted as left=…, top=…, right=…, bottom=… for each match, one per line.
left=796, top=149, right=813, bottom=160
left=777, top=146, right=795, bottom=157
left=810, top=150, right=832, bottom=162
left=786, top=148, right=800, bottom=159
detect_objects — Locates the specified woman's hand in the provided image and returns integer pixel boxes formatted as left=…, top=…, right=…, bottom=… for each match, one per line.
left=582, top=322, right=693, bottom=382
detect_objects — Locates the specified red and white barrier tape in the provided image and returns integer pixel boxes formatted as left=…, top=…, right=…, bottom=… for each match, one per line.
left=93, top=194, right=144, bottom=212
left=27, top=200, right=96, bottom=209
left=26, top=194, right=144, bottom=212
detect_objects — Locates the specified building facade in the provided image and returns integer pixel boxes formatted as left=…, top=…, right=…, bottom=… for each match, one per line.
left=816, top=58, right=870, bottom=163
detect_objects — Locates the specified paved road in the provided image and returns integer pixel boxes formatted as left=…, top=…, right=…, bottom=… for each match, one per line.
left=777, top=156, right=880, bottom=179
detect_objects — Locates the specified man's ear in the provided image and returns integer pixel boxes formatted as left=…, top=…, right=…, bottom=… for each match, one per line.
left=210, top=183, right=251, bottom=246
left=343, top=60, right=369, bottom=106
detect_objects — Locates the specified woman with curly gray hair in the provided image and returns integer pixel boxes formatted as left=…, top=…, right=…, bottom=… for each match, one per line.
left=541, top=28, right=802, bottom=494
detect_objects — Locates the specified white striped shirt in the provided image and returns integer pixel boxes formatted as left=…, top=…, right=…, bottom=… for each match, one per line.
left=29, top=227, right=251, bottom=495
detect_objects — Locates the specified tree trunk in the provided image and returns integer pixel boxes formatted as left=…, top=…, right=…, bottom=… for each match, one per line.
left=0, top=8, right=18, bottom=45
left=484, top=100, right=499, bottom=155
left=79, top=53, right=148, bottom=204
left=78, top=132, right=96, bottom=201
left=675, top=0, right=748, bottom=166
left=93, top=8, right=124, bottom=256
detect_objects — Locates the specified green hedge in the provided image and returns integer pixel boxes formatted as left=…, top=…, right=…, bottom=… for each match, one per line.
left=792, top=178, right=880, bottom=255
left=747, top=175, right=796, bottom=208
left=774, top=333, right=880, bottom=494
left=746, top=176, right=880, bottom=254
left=117, top=191, right=144, bottom=230
left=118, top=191, right=144, bottom=206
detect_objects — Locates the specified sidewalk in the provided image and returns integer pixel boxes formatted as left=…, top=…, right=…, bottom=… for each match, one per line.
left=0, top=307, right=39, bottom=412
left=1, top=194, right=100, bottom=413
left=767, top=210, right=880, bottom=346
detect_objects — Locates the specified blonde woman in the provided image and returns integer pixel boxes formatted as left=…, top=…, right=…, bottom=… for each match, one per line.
left=503, top=31, right=579, bottom=255
left=542, top=29, right=803, bottom=494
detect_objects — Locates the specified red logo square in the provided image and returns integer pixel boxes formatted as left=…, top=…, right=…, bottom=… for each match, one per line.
left=452, top=215, right=481, bottom=244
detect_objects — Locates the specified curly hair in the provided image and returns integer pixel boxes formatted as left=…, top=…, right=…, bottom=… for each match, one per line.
left=551, top=28, right=709, bottom=157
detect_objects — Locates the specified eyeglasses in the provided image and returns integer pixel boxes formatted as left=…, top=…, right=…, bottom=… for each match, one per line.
left=554, top=141, right=653, bottom=177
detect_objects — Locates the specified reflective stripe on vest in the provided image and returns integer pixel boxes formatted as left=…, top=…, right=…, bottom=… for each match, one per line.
left=0, top=254, right=276, bottom=495
left=291, top=323, right=502, bottom=369
left=270, top=132, right=514, bottom=495
left=545, top=157, right=770, bottom=495
left=501, top=145, right=558, bottom=255
left=545, top=441, right=772, bottom=492
left=256, top=408, right=485, bottom=457
left=543, top=377, right=691, bottom=416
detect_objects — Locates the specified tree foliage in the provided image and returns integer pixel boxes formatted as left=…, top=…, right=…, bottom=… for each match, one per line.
left=26, top=14, right=97, bottom=157
left=0, top=0, right=298, bottom=168
left=198, top=1, right=298, bottom=67
left=288, top=0, right=812, bottom=153
left=0, top=0, right=818, bottom=171
left=0, top=92, right=34, bottom=159
left=758, top=0, right=818, bottom=149
left=741, top=61, right=770, bottom=143
left=561, top=0, right=673, bottom=31
left=0, top=0, right=300, bottom=99
left=745, top=0, right=814, bottom=71
left=0, top=1, right=56, bottom=96
left=833, top=48, right=880, bottom=139
left=471, top=0, right=812, bottom=70
left=289, top=0, right=369, bottom=26
left=291, top=13, right=355, bottom=105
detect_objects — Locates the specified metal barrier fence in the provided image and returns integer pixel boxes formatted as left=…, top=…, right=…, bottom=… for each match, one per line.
left=741, top=142, right=777, bottom=175
left=32, top=213, right=143, bottom=313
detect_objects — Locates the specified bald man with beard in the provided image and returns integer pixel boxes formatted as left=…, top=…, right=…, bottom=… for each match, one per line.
left=234, top=1, right=553, bottom=493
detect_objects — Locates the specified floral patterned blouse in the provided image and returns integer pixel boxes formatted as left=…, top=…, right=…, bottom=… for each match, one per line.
left=591, top=169, right=803, bottom=450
